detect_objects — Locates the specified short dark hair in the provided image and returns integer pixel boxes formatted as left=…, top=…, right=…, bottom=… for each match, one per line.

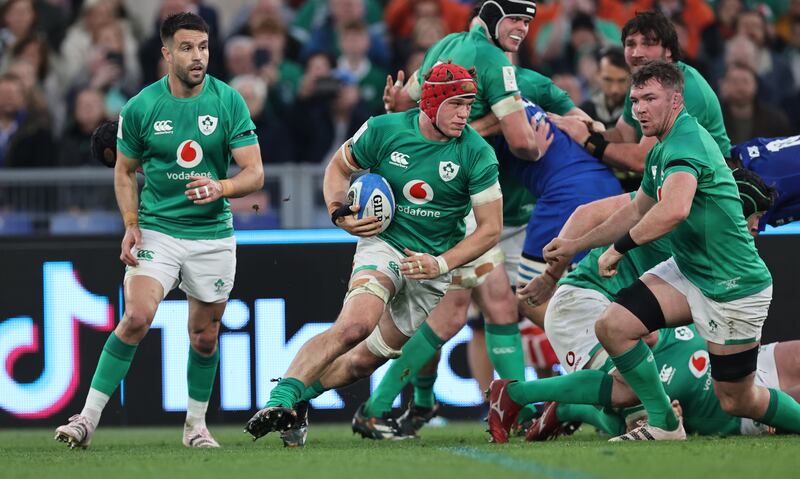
left=621, top=10, right=682, bottom=62
left=631, top=60, right=684, bottom=94
left=160, top=12, right=209, bottom=45
left=598, top=46, right=628, bottom=71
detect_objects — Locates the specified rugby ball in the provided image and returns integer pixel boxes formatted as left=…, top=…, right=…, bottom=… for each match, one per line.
left=347, top=173, right=395, bottom=232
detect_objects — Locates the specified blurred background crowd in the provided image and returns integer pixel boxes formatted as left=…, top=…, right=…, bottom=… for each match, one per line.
left=0, top=0, right=798, bottom=231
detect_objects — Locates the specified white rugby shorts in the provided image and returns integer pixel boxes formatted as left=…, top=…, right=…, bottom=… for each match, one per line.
left=124, top=228, right=236, bottom=303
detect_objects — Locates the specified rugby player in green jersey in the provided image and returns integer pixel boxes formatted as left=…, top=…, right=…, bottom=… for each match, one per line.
left=244, top=63, right=503, bottom=446
left=351, top=64, right=581, bottom=440
left=54, top=13, right=264, bottom=449
left=486, top=167, right=776, bottom=442
left=541, top=61, right=800, bottom=441
left=551, top=10, right=731, bottom=183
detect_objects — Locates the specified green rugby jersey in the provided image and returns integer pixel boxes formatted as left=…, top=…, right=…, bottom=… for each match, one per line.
left=350, top=110, right=499, bottom=256
left=641, top=111, right=771, bottom=301
left=560, top=237, right=672, bottom=301
left=651, top=326, right=741, bottom=436
left=420, top=24, right=520, bottom=123
left=117, top=75, right=257, bottom=239
left=623, top=62, right=731, bottom=158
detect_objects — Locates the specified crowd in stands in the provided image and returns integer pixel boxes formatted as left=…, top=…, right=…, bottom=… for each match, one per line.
left=0, top=0, right=798, bottom=177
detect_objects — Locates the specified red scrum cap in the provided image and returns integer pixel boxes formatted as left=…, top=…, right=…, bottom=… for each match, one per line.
left=420, top=62, right=478, bottom=131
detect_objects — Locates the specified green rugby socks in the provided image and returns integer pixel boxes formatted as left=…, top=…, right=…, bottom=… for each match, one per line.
left=506, top=369, right=614, bottom=407
left=83, top=333, right=138, bottom=426
left=186, top=346, right=219, bottom=426
left=363, top=322, right=445, bottom=417
left=300, top=380, right=327, bottom=402
left=485, top=323, right=526, bottom=381
left=411, top=374, right=437, bottom=410
left=611, top=340, right=678, bottom=431
left=759, top=388, right=800, bottom=433
left=266, top=377, right=305, bottom=408
left=555, top=404, right=626, bottom=436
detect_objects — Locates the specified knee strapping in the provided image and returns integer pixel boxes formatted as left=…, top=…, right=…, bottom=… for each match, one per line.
left=365, top=327, right=402, bottom=359
left=345, top=275, right=390, bottom=304
left=614, top=280, right=666, bottom=333
left=710, top=346, right=759, bottom=381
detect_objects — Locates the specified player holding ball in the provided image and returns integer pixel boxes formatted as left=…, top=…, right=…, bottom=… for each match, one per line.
left=245, top=62, right=503, bottom=446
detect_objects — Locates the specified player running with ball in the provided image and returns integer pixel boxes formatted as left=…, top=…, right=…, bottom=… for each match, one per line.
left=54, top=13, right=264, bottom=449
left=244, top=63, right=503, bottom=446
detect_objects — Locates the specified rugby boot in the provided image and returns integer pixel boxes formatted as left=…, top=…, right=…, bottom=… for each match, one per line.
left=610, top=418, right=686, bottom=441
left=244, top=406, right=296, bottom=440
left=351, top=403, right=405, bottom=440
left=525, top=401, right=563, bottom=441
left=54, top=414, right=95, bottom=449
left=486, top=379, right=523, bottom=444
left=280, top=401, right=309, bottom=447
left=183, top=423, right=220, bottom=448
left=396, top=401, right=440, bottom=438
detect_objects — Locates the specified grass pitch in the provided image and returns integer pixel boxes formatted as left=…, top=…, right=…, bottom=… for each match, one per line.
left=2, top=423, right=798, bottom=479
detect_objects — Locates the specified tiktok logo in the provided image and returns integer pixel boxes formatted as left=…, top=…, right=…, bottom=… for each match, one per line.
left=0, top=262, right=114, bottom=418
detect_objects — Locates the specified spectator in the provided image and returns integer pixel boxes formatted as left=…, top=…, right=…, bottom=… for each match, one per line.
left=384, top=0, right=470, bottom=39
left=701, top=0, right=743, bottom=59
left=547, top=13, right=602, bottom=76
left=299, top=0, right=391, bottom=69
left=776, top=0, right=800, bottom=44
left=552, top=72, right=584, bottom=105
left=654, top=0, right=715, bottom=61
left=597, top=0, right=654, bottom=29
left=785, top=14, right=800, bottom=91
left=733, top=8, right=791, bottom=105
left=288, top=51, right=370, bottom=163
left=0, top=73, right=53, bottom=168
left=0, top=0, right=36, bottom=71
left=720, top=63, right=793, bottom=144
left=337, top=21, right=386, bottom=114
left=251, top=17, right=303, bottom=118
left=291, top=0, right=384, bottom=46
left=60, top=0, right=140, bottom=95
left=58, top=88, right=107, bottom=167
left=8, top=33, right=63, bottom=131
left=6, top=60, right=50, bottom=128
left=230, top=74, right=293, bottom=165
left=580, top=46, right=629, bottom=130
left=225, top=35, right=257, bottom=79
left=77, top=21, right=138, bottom=116
left=533, top=0, right=620, bottom=70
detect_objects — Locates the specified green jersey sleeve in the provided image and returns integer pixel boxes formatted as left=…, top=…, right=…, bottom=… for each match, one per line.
left=516, top=67, right=575, bottom=115
left=478, top=46, right=521, bottom=112
left=640, top=150, right=657, bottom=199
left=349, top=118, right=381, bottom=170
left=227, top=89, right=258, bottom=149
left=467, top=140, right=500, bottom=196
left=117, top=100, right=145, bottom=160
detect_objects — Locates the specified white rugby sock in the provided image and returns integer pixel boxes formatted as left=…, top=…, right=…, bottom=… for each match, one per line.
left=81, top=388, right=110, bottom=427
left=186, top=398, right=209, bottom=427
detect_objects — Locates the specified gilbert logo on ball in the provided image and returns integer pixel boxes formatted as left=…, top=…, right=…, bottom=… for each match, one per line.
left=402, top=180, right=434, bottom=205
left=176, top=140, right=204, bottom=168
left=348, top=173, right=396, bottom=232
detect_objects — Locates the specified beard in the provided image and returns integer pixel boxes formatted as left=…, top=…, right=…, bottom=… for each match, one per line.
left=175, top=63, right=206, bottom=89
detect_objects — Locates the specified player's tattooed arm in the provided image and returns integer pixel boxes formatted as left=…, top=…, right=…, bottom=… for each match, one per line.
left=114, top=151, right=142, bottom=266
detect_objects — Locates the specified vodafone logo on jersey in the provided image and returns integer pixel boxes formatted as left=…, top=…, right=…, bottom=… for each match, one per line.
left=403, top=180, right=434, bottom=205
left=176, top=140, right=204, bottom=168
left=689, top=350, right=709, bottom=378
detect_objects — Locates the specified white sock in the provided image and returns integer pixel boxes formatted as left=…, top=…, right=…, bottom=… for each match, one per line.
left=186, top=397, right=209, bottom=427
left=80, top=388, right=110, bottom=428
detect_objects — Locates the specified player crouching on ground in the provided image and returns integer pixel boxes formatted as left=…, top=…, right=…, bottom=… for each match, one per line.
left=244, top=62, right=503, bottom=446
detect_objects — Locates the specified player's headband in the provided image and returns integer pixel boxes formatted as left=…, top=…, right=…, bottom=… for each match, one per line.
left=733, top=168, right=774, bottom=219
left=478, top=0, right=537, bottom=47
left=420, top=63, right=477, bottom=134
